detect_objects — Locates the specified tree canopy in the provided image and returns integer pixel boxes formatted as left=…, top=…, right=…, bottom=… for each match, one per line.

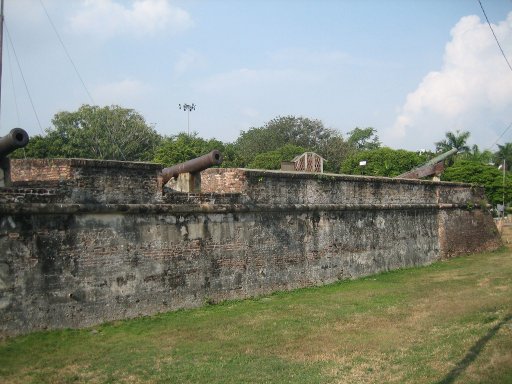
left=340, top=147, right=428, bottom=177
left=494, top=142, right=512, bottom=171
left=435, top=130, right=470, bottom=154
left=234, top=115, right=343, bottom=166
left=153, top=132, right=225, bottom=167
left=247, top=144, right=306, bottom=170
left=346, top=127, right=381, bottom=151
left=442, top=159, right=512, bottom=206
left=12, top=104, right=162, bottom=161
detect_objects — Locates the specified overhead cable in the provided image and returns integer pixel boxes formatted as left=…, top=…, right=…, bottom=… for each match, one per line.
left=39, top=0, right=127, bottom=160
left=6, top=38, right=20, bottom=126
left=39, top=0, right=95, bottom=104
left=478, top=0, right=512, bottom=73
left=488, top=121, right=512, bottom=150
left=5, top=21, right=43, bottom=134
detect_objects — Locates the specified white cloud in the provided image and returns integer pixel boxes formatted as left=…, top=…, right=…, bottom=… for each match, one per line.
left=174, top=49, right=206, bottom=76
left=93, top=79, right=151, bottom=105
left=388, top=13, right=512, bottom=150
left=69, top=0, right=193, bottom=38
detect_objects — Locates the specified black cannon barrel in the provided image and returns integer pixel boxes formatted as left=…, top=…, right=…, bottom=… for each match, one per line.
left=162, top=150, right=223, bottom=184
left=0, top=128, right=29, bottom=159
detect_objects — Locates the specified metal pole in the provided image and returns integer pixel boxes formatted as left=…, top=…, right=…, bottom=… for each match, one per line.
left=503, top=159, right=506, bottom=221
left=0, top=0, right=5, bottom=120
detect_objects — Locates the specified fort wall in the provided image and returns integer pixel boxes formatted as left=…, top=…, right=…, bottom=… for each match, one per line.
left=0, top=159, right=501, bottom=337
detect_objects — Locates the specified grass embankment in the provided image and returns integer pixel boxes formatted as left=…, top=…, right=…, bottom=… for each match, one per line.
left=1, top=247, right=511, bottom=383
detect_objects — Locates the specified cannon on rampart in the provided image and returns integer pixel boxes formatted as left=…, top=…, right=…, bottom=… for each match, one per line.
left=162, top=150, right=223, bottom=192
left=395, top=148, right=458, bottom=180
left=0, top=128, right=29, bottom=159
left=0, top=128, right=30, bottom=187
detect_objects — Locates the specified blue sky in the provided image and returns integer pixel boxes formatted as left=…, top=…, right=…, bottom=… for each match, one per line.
left=1, top=0, right=512, bottom=151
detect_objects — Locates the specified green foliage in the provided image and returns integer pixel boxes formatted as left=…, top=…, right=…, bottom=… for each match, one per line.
left=234, top=115, right=342, bottom=166
left=435, top=130, right=470, bottom=153
left=219, top=142, right=247, bottom=168
left=494, top=142, right=512, bottom=170
left=11, top=104, right=163, bottom=161
left=153, top=132, right=225, bottom=167
left=460, top=144, right=494, bottom=164
left=247, top=144, right=306, bottom=170
left=442, top=160, right=512, bottom=206
left=9, top=134, right=62, bottom=159
left=346, top=127, right=381, bottom=150
left=314, top=135, right=354, bottom=173
left=340, top=147, right=428, bottom=177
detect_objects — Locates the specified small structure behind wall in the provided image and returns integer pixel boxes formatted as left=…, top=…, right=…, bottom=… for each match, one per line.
left=281, top=152, right=325, bottom=173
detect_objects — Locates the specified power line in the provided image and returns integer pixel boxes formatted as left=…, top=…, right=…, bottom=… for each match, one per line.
left=478, top=0, right=512, bottom=73
left=5, top=21, right=43, bottom=134
left=487, top=121, right=512, bottom=150
left=6, top=40, right=20, bottom=126
left=38, top=0, right=128, bottom=160
left=477, top=1, right=512, bottom=150
left=39, top=0, right=95, bottom=104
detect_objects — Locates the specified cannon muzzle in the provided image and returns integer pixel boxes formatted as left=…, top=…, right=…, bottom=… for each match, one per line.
left=0, top=128, right=29, bottom=158
left=162, top=150, right=223, bottom=184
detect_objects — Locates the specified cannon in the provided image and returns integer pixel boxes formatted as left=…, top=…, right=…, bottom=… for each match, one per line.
left=0, top=128, right=29, bottom=159
left=161, top=150, right=223, bottom=188
left=0, top=128, right=30, bottom=187
left=395, top=147, right=458, bottom=180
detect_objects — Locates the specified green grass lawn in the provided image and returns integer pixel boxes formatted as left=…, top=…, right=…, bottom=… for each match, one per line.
left=1, top=248, right=511, bottom=384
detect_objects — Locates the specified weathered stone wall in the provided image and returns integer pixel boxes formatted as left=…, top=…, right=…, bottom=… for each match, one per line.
left=9, top=158, right=163, bottom=204
left=0, top=161, right=501, bottom=337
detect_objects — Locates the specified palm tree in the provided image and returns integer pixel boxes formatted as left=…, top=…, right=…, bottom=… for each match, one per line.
left=494, top=142, right=512, bottom=171
left=462, top=144, right=494, bottom=164
left=435, top=130, right=471, bottom=153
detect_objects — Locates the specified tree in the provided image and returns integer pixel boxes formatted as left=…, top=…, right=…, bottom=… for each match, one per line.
left=461, top=144, right=494, bottom=164
left=9, top=134, right=64, bottom=159
left=494, top=142, right=512, bottom=171
left=435, top=130, right=470, bottom=153
left=247, top=144, right=306, bottom=170
left=315, top=135, right=354, bottom=173
left=153, top=132, right=225, bottom=167
left=442, top=159, right=512, bottom=206
left=234, top=116, right=341, bottom=166
left=346, top=127, right=381, bottom=150
left=11, top=104, right=163, bottom=161
left=340, top=147, right=428, bottom=177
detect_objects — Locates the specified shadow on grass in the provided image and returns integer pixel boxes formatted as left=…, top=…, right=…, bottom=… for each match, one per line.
left=437, top=313, right=512, bottom=384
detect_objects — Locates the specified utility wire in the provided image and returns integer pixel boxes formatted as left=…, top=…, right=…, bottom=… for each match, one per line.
left=478, top=0, right=512, bottom=150
left=39, top=0, right=94, bottom=104
left=478, top=0, right=512, bottom=73
left=487, top=121, right=512, bottom=150
left=39, top=0, right=126, bottom=160
left=6, top=37, right=20, bottom=126
left=5, top=21, right=43, bottom=134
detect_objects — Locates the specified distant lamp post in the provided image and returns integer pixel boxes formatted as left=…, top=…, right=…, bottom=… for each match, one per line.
left=178, top=103, right=196, bottom=135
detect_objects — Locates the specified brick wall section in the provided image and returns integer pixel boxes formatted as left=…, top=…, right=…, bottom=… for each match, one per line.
left=0, top=163, right=502, bottom=337
left=438, top=209, right=501, bottom=258
left=9, top=158, right=163, bottom=204
left=10, top=159, right=74, bottom=182
left=201, top=168, right=247, bottom=193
